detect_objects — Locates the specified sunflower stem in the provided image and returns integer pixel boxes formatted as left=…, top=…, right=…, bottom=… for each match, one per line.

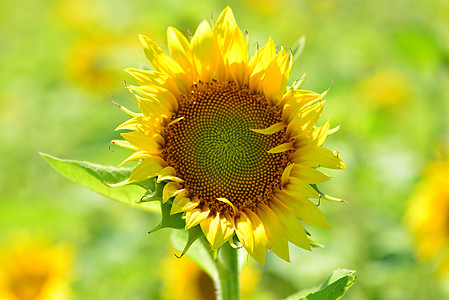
left=215, top=243, right=240, bottom=300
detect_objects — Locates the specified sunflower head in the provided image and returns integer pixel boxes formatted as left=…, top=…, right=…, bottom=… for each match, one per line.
left=114, top=6, right=345, bottom=265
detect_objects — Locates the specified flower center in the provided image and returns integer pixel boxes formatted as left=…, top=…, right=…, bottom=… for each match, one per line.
left=163, top=81, right=289, bottom=215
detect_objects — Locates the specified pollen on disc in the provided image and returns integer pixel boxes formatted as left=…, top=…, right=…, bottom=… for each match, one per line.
left=163, top=81, right=290, bottom=215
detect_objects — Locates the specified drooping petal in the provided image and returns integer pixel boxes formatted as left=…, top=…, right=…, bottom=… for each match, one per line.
left=268, top=142, right=294, bottom=154
left=256, top=204, right=290, bottom=262
left=244, top=209, right=268, bottom=265
left=200, top=213, right=232, bottom=250
left=273, top=191, right=331, bottom=228
left=128, top=156, right=167, bottom=182
left=163, top=182, right=182, bottom=203
left=157, top=166, right=184, bottom=183
left=121, top=132, right=163, bottom=154
left=290, top=164, right=331, bottom=184
left=171, top=192, right=197, bottom=215
left=291, top=146, right=346, bottom=170
left=109, top=139, right=138, bottom=151
left=185, top=208, right=211, bottom=229
left=283, top=177, right=320, bottom=199
left=235, top=212, right=255, bottom=255
left=250, top=122, right=286, bottom=135
left=269, top=200, right=311, bottom=251
left=118, top=150, right=151, bottom=167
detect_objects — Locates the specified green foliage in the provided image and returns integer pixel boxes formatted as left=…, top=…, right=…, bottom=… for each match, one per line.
left=40, top=153, right=160, bottom=213
left=284, top=269, right=356, bottom=300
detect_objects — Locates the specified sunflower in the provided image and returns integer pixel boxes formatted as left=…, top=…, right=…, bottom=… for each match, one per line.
left=406, top=155, right=449, bottom=274
left=114, top=6, right=345, bottom=265
left=0, top=236, right=73, bottom=300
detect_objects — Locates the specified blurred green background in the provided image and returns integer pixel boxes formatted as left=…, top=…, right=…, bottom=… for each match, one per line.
left=1, top=0, right=449, bottom=299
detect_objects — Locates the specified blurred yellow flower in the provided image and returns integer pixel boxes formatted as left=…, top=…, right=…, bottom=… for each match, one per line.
left=64, top=35, right=125, bottom=95
left=0, top=236, right=73, bottom=300
left=355, top=69, right=411, bottom=109
left=406, top=155, right=449, bottom=274
left=114, top=6, right=345, bottom=265
left=160, top=252, right=267, bottom=300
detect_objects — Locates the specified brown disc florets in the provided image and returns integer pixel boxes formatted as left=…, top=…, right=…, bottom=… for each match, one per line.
left=163, top=81, right=289, bottom=215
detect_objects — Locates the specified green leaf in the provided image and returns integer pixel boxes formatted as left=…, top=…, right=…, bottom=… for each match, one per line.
left=284, top=269, right=356, bottom=300
left=40, top=153, right=160, bottom=213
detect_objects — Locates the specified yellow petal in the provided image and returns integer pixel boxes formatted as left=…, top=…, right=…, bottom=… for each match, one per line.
left=250, top=122, right=286, bottom=135
left=248, top=38, right=276, bottom=93
left=281, top=163, right=294, bottom=186
left=109, top=139, right=138, bottom=151
left=262, top=49, right=291, bottom=104
left=200, top=213, right=231, bottom=250
left=167, top=26, right=197, bottom=78
left=129, top=156, right=167, bottom=182
left=132, top=85, right=179, bottom=112
left=163, top=182, right=182, bottom=203
left=286, top=101, right=326, bottom=138
left=185, top=208, right=210, bottom=229
left=139, top=34, right=190, bottom=93
left=118, top=150, right=151, bottom=167
left=269, top=200, right=311, bottom=250
left=157, top=166, right=184, bottom=183
left=283, top=177, right=320, bottom=199
left=290, top=164, right=331, bottom=184
left=291, top=146, right=346, bottom=170
left=282, top=90, right=322, bottom=123
left=273, top=191, right=331, bottom=228
left=130, top=92, right=170, bottom=118
left=235, top=212, right=255, bottom=255
left=171, top=192, right=197, bottom=215
left=268, top=142, right=294, bottom=154
left=121, top=132, right=162, bottom=154
left=310, top=120, right=330, bottom=146
left=214, top=8, right=248, bottom=84
left=124, top=68, right=180, bottom=96
left=244, top=209, right=268, bottom=265
left=191, top=20, right=219, bottom=82
left=256, top=204, right=290, bottom=262
left=222, top=213, right=236, bottom=242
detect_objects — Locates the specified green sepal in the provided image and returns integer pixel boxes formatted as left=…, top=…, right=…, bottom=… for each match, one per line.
left=307, top=235, right=324, bottom=248
left=291, top=36, right=306, bottom=68
left=311, top=184, right=349, bottom=206
left=40, top=153, right=160, bottom=213
left=138, top=178, right=164, bottom=202
left=178, top=225, right=204, bottom=258
left=283, top=269, right=357, bottom=300
left=149, top=199, right=185, bottom=233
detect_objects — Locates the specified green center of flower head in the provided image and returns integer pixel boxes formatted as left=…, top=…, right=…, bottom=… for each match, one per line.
left=163, top=81, right=290, bottom=215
